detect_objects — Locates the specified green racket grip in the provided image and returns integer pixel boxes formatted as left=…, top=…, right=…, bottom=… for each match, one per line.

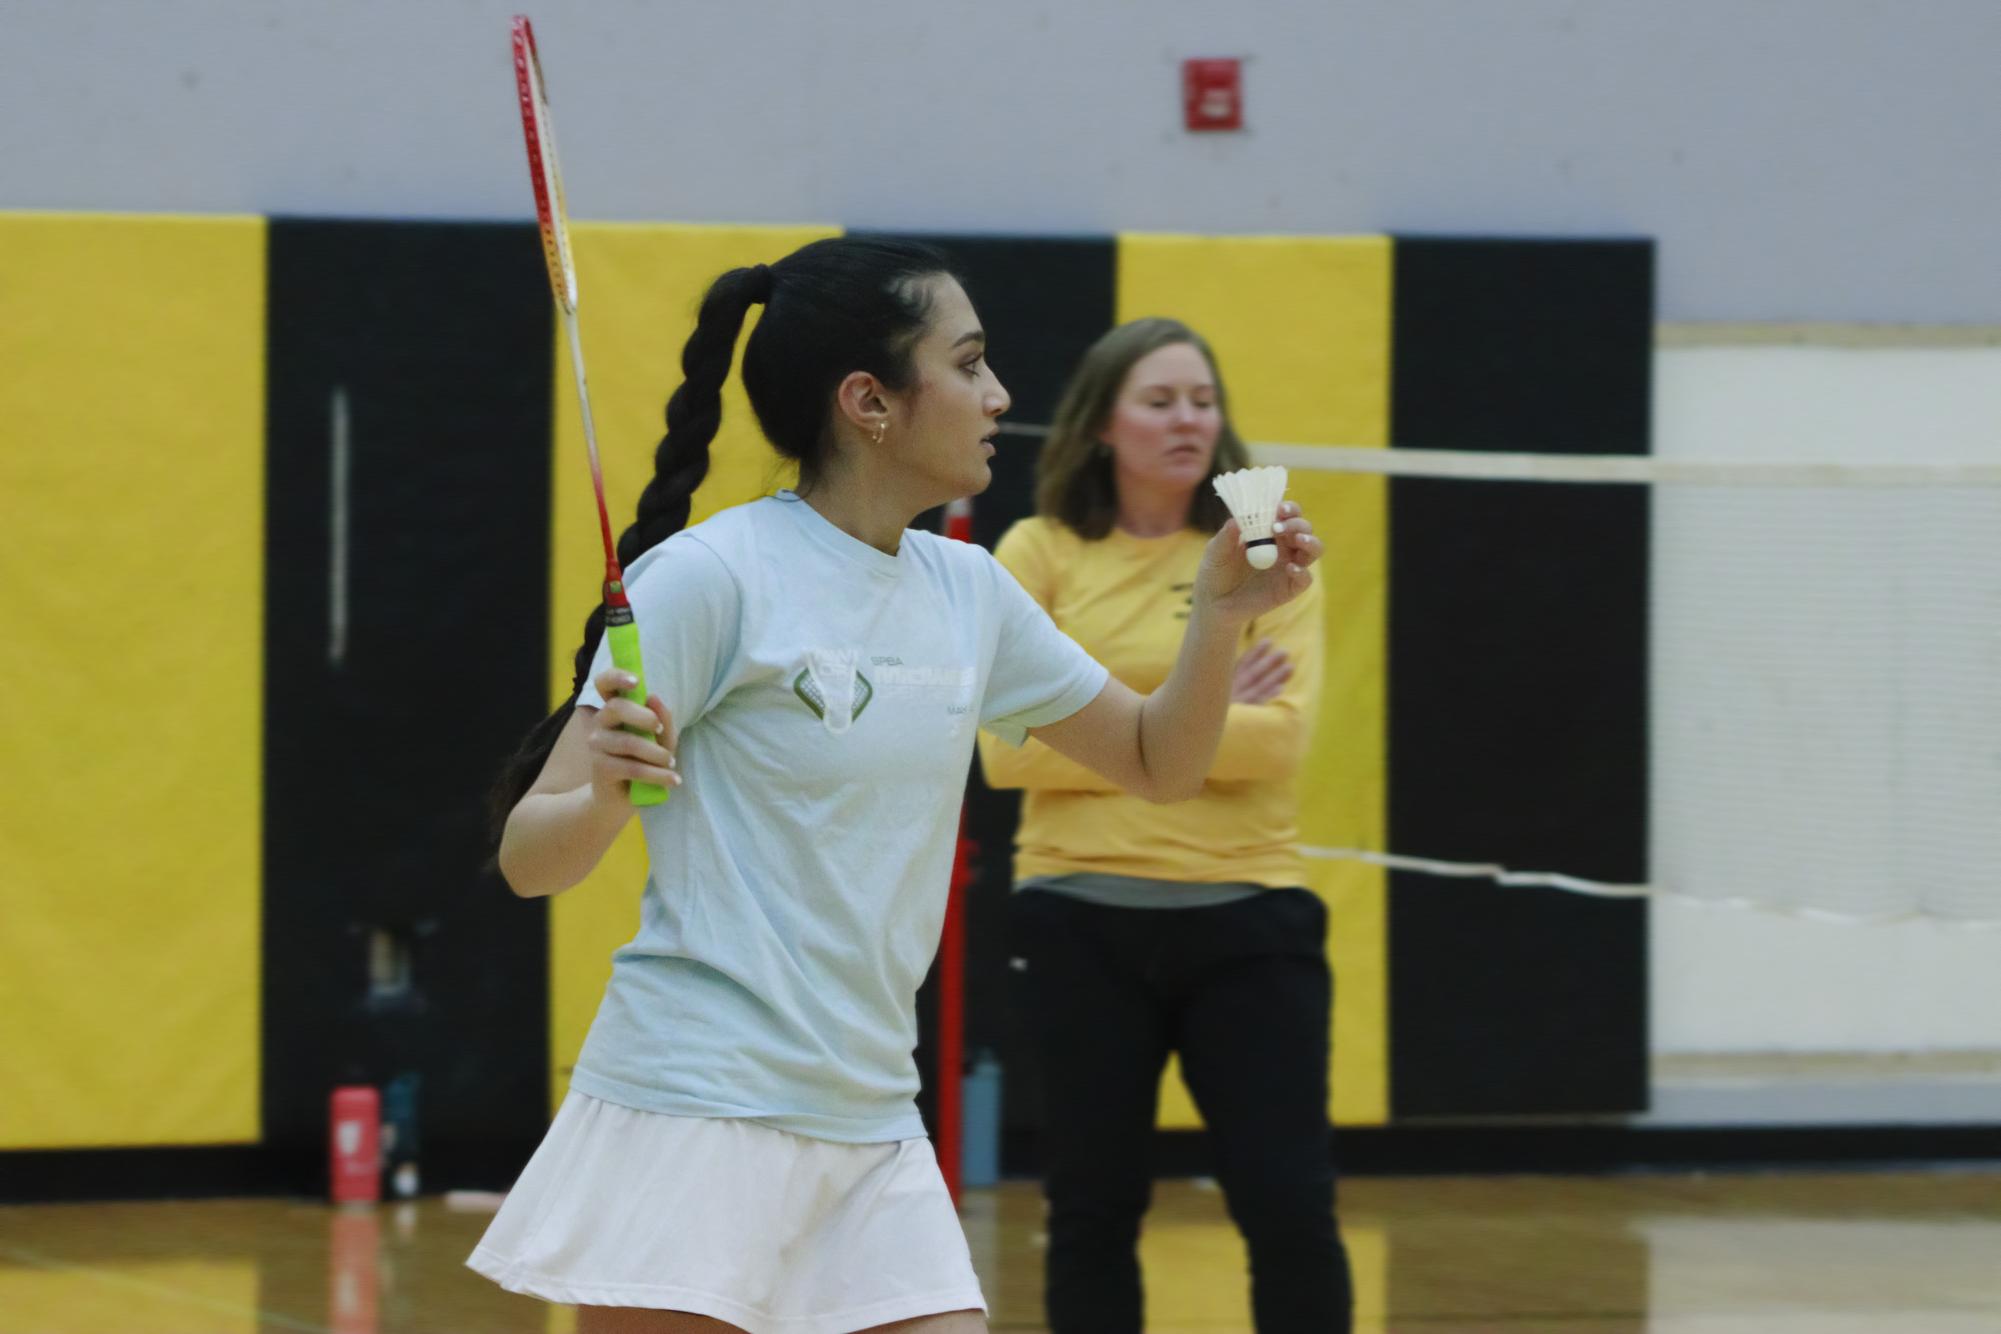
left=605, top=619, right=670, bottom=807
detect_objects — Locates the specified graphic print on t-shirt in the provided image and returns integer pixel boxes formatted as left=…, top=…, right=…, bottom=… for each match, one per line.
left=794, top=648, right=869, bottom=733
left=790, top=655, right=986, bottom=731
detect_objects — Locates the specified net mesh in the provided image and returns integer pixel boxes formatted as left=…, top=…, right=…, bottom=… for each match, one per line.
left=1264, top=444, right=2001, bottom=926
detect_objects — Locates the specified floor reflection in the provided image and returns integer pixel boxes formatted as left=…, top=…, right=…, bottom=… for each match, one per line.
left=0, top=1170, right=1996, bottom=1332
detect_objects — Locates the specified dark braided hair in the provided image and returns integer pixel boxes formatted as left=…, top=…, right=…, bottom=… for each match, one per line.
left=488, top=236, right=960, bottom=841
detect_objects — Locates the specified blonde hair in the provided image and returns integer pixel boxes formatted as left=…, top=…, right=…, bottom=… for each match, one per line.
left=1034, top=318, right=1250, bottom=539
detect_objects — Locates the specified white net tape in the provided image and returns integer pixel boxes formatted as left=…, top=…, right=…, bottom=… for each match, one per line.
left=1252, top=442, right=2001, bottom=489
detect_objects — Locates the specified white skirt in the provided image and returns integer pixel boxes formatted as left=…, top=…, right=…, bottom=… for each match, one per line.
left=467, top=1092, right=986, bottom=1333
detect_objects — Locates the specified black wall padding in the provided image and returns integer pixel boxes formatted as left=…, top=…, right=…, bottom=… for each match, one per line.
left=1386, top=238, right=1653, bottom=1117
left=263, top=220, right=555, bottom=1188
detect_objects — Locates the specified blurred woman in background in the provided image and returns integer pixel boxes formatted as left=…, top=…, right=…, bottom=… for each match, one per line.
left=981, top=318, right=1350, bottom=1334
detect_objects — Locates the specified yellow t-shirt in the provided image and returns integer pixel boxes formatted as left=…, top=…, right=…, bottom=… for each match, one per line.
left=977, top=515, right=1323, bottom=888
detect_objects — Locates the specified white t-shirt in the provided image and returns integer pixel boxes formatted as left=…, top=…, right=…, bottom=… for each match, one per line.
left=570, top=491, right=1108, bottom=1141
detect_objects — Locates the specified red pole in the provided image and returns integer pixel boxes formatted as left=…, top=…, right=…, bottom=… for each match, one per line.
left=939, top=822, right=972, bottom=1204
left=937, top=497, right=975, bottom=1204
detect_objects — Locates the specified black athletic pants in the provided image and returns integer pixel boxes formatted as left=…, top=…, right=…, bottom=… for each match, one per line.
left=1010, top=887, right=1352, bottom=1333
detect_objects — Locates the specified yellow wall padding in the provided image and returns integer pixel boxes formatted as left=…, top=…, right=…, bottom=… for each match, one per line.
left=1117, top=233, right=1393, bottom=1128
left=0, top=214, right=265, bottom=1148
left=548, top=222, right=841, bottom=1109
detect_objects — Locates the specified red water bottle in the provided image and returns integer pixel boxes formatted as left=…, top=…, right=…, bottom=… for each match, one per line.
left=330, top=1085, right=381, bottom=1205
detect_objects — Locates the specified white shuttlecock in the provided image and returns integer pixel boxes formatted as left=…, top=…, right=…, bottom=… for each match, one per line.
left=1212, top=465, right=1289, bottom=570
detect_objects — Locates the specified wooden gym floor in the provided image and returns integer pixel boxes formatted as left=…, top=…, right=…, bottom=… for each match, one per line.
left=2, top=1170, right=1998, bottom=1332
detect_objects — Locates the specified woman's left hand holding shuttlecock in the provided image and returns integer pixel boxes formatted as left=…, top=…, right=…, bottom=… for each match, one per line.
left=1195, top=501, right=1320, bottom=626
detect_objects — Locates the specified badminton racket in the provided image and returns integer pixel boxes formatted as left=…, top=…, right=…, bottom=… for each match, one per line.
left=512, top=15, right=668, bottom=806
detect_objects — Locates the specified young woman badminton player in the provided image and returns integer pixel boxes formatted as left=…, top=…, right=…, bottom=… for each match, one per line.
left=471, top=237, right=1321, bottom=1334
left=980, top=319, right=1350, bottom=1333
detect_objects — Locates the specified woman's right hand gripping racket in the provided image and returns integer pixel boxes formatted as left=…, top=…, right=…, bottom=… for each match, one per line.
left=586, top=668, right=679, bottom=809
left=512, top=16, right=667, bottom=806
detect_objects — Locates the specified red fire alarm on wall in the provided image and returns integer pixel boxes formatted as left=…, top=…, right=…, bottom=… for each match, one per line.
left=1182, top=58, right=1243, bottom=132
